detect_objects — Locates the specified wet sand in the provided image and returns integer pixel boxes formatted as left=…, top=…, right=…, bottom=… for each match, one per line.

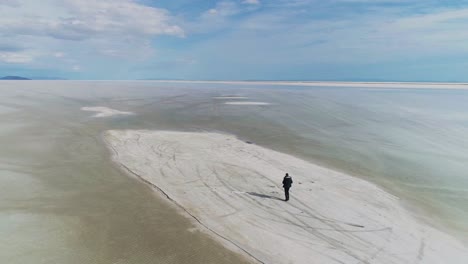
left=104, top=130, right=468, bottom=264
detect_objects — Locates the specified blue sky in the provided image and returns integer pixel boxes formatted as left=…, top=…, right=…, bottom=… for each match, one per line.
left=1, top=0, right=468, bottom=81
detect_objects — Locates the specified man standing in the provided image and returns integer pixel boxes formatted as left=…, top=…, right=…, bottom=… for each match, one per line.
left=282, top=173, right=293, bottom=201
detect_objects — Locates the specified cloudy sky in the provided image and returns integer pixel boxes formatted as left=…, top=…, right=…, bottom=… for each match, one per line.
left=1, top=0, right=468, bottom=81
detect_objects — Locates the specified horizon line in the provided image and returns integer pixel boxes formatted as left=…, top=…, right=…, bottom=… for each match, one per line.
left=3, top=78, right=468, bottom=84
left=3, top=79, right=468, bottom=89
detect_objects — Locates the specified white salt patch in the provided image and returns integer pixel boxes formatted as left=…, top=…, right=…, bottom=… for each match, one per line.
left=105, top=130, right=468, bottom=264
left=81, top=106, right=134, bottom=118
left=225, top=102, right=270, bottom=105
left=213, top=96, right=248, bottom=99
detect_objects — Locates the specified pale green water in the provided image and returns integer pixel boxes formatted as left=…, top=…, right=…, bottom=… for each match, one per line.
left=0, top=81, right=467, bottom=263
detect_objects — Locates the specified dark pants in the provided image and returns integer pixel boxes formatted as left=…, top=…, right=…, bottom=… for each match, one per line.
left=284, top=187, right=290, bottom=201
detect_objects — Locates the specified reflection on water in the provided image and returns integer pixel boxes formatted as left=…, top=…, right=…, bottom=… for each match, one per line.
left=0, top=81, right=467, bottom=263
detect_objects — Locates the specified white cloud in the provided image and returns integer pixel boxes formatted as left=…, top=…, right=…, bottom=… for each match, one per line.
left=386, top=9, right=468, bottom=30
left=61, top=0, right=184, bottom=38
left=2, top=0, right=467, bottom=80
left=0, top=0, right=184, bottom=40
left=0, top=0, right=19, bottom=7
left=242, top=0, right=260, bottom=5
left=189, top=0, right=262, bottom=33
left=0, top=52, right=32, bottom=63
left=186, top=4, right=468, bottom=72
left=53, top=52, right=65, bottom=58
left=0, top=0, right=184, bottom=70
left=203, top=1, right=240, bottom=18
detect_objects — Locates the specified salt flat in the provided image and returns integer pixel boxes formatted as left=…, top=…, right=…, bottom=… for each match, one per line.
left=104, top=130, right=468, bottom=264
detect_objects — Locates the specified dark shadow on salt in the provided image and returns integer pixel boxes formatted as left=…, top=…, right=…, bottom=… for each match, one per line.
left=247, top=192, right=283, bottom=201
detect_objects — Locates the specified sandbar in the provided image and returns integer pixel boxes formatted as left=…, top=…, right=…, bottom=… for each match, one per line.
left=104, top=130, right=468, bottom=264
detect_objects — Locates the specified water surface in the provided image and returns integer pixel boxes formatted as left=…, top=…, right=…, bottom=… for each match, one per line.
left=0, top=81, right=467, bottom=263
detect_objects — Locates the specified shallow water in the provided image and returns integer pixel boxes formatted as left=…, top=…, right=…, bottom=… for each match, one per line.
left=0, top=81, right=467, bottom=263
left=0, top=81, right=251, bottom=264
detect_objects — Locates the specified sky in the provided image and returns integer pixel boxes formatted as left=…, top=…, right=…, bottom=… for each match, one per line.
left=1, top=0, right=468, bottom=81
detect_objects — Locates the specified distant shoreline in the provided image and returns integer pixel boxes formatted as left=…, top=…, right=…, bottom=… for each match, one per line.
left=7, top=79, right=468, bottom=89
left=144, top=80, right=468, bottom=89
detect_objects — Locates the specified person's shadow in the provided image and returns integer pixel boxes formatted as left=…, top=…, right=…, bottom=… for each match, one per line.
left=247, top=192, right=283, bottom=201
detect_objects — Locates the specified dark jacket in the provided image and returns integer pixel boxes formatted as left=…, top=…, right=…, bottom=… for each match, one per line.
left=282, top=176, right=293, bottom=188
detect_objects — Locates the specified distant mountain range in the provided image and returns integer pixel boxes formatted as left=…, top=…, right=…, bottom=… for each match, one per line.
left=0, top=76, right=68, bottom=80
left=0, top=76, right=31, bottom=80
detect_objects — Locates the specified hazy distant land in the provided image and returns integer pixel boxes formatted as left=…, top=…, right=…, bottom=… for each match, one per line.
left=0, top=76, right=31, bottom=80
